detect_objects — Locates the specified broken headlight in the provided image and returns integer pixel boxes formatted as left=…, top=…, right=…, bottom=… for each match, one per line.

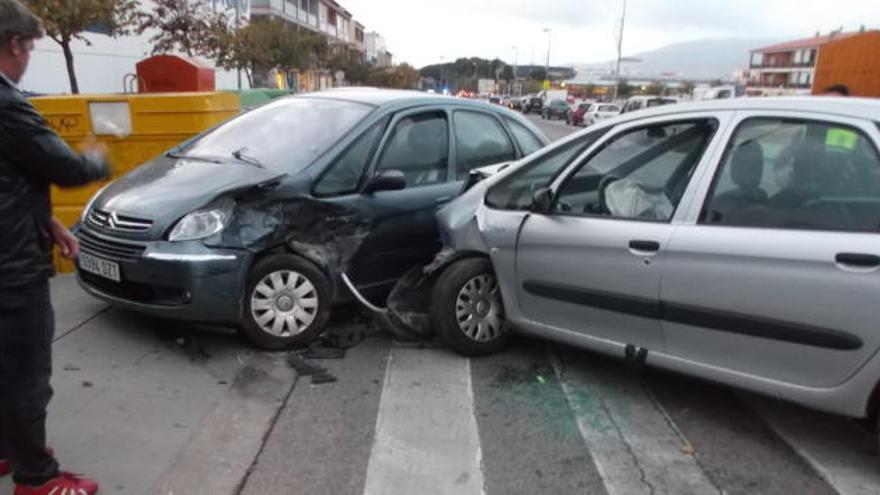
left=168, top=198, right=235, bottom=242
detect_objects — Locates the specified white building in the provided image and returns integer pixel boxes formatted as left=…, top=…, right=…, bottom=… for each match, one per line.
left=365, top=31, right=391, bottom=67
left=20, top=0, right=251, bottom=95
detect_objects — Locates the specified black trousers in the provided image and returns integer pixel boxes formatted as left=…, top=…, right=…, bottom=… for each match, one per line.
left=0, top=280, right=60, bottom=485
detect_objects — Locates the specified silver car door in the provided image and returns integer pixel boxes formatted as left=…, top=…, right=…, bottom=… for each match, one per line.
left=662, top=112, right=880, bottom=389
left=514, top=112, right=730, bottom=351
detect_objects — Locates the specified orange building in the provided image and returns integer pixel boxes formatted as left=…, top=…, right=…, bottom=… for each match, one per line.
left=746, top=30, right=880, bottom=97
left=812, top=31, right=880, bottom=97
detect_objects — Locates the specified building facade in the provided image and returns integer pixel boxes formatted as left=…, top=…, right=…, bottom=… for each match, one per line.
left=745, top=31, right=864, bottom=96
left=251, top=0, right=382, bottom=90
left=365, top=31, right=393, bottom=68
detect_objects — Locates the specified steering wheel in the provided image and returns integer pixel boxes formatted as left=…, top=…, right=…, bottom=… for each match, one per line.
left=597, top=175, right=620, bottom=214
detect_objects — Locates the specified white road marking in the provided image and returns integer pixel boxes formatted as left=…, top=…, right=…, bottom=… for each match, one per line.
left=550, top=353, right=720, bottom=495
left=363, top=348, right=485, bottom=495
left=747, top=395, right=880, bottom=495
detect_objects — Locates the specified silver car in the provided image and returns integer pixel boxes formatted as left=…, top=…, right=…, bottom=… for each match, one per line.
left=429, top=97, right=880, bottom=431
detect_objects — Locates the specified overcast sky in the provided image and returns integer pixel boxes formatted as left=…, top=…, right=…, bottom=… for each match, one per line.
left=341, top=0, right=879, bottom=68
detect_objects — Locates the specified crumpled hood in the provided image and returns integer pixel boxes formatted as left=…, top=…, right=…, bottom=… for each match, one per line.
left=93, top=155, right=285, bottom=237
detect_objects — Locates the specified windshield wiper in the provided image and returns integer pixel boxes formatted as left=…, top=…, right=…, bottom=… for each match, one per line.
left=165, top=151, right=222, bottom=164
left=231, top=147, right=265, bottom=168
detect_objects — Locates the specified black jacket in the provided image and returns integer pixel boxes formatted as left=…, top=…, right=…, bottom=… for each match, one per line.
left=0, top=76, right=109, bottom=288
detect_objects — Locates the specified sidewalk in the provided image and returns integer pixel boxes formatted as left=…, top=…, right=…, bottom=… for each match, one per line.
left=1, top=276, right=295, bottom=495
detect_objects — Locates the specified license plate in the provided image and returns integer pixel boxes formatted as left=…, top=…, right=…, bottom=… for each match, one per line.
left=78, top=252, right=121, bottom=282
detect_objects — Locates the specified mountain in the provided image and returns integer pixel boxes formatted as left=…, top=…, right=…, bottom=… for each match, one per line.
left=569, top=38, right=780, bottom=80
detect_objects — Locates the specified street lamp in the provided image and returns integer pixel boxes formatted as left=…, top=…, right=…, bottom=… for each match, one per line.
left=511, top=45, right=519, bottom=96
left=543, top=28, right=552, bottom=88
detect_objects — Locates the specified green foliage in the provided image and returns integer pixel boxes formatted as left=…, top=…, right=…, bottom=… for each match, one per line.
left=136, top=0, right=230, bottom=58
left=369, top=63, right=420, bottom=89
left=643, top=81, right=666, bottom=96
left=214, top=19, right=327, bottom=87
left=23, top=0, right=139, bottom=93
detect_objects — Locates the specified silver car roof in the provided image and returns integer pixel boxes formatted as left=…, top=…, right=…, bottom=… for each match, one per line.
left=620, top=96, right=880, bottom=122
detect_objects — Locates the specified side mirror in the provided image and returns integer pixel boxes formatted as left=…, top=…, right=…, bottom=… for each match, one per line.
left=531, top=187, right=554, bottom=214
left=362, top=170, right=406, bottom=194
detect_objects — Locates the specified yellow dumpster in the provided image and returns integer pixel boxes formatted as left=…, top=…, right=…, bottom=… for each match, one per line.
left=29, top=92, right=240, bottom=273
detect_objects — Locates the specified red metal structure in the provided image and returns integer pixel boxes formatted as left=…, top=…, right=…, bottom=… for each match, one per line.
left=135, top=55, right=215, bottom=93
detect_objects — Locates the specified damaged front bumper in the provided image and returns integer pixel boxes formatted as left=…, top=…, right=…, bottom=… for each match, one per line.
left=77, top=229, right=252, bottom=324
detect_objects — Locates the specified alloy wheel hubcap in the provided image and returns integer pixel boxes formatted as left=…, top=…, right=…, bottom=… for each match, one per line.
left=251, top=270, right=318, bottom=337
left=455, top=274, right=505, bottom=342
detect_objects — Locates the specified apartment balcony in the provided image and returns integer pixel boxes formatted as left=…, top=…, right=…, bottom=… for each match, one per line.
left=750, top=60, right=816, bottom=69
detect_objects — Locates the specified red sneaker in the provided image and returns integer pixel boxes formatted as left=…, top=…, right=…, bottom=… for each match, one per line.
left=14, top=472, right=99, bottom=495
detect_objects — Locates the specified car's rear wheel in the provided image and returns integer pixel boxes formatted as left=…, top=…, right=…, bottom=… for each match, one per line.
left=431, top=258, right=510, bottom=356
left=241, top=254, right=331, bottom=350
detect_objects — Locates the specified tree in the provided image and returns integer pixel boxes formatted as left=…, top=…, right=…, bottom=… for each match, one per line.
left=214, top=19, right=327, bottom=88
left=501, top=65, right=514, bottom=83
left=616, top=78, right=632, bottom=99
left=644, top=82, right=666, bottom=96
left=369, top=63, right=420, bottom=89
left=680, top=81, right=696, bottom=97
left=136, top=0, right=231, bottom=59
left=326, top=46, right=373, bottom=85
left=24, top=0, right=138, bottom=93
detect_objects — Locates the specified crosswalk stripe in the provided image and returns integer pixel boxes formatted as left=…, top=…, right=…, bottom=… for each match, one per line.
left=549, top=352, right=720, bottom=495
left=362, top=347, right=485, bottom=495
left=747, top=395, right=880, bottom=495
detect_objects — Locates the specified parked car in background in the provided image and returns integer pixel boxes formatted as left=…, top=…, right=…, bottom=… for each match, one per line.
left=428, top=97, right=880, bottom=439
left=523, top=94, right=544, bottom=114
left=567, top=102, right=593, bottom=126
left=620, top=95, right=678, bottom=114
left=507, top=97, right=523, bottom=111
left=584, top=102, right=622, bottom=125
left=488, top=95, right=503, bottom=106
left=541, top=99, right=571, bottom=120
left=75, top=89, right=548, bottom=350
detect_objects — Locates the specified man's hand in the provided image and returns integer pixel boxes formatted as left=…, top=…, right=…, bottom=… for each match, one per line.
left=49, top=217, right=79, bottom=260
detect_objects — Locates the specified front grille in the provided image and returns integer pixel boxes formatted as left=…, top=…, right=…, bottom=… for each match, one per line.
left=87, top=208, right=153, bottom=233
left=78, top=229, right=146, bottom=261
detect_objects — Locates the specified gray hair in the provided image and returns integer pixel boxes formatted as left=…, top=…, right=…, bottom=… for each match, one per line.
left=0, top=0, right=44, bottom=47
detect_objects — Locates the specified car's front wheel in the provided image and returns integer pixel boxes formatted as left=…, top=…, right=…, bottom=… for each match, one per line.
left=241, top=254, right=331, bottom=350
left=431, top=258, right=510, bottom=356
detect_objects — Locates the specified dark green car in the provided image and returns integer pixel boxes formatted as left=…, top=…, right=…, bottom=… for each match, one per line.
left=75, top=88, right=548, bottom=349
left=541, top=99, right=571, bottom=120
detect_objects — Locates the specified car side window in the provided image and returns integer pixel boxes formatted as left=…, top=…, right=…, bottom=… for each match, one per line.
left=453, top=111, right=517, bottom=177
left=505, top=118, right=544, bottom=156
left=314, top=118, right=388, bottom=196
left=485, top=127, right=608, bottom=210
left=375, top=111, right=449, bottom=188
left=554, top=119, right=717, bottom=221
left=701, top=118, right=880, bottom=232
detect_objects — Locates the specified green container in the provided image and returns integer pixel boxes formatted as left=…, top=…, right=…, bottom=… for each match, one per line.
left=227, top=89, right=292, bottom=111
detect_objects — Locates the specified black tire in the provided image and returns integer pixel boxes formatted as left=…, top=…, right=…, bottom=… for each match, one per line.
left=241, top=254, right=332, bottom=350
left=431, top=258, right=510, bottom=356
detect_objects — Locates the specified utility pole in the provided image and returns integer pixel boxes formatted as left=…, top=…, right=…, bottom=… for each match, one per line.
left=235, top=0, right=242, bottom=90
left=512, top=45, right=519, bottom=96
left=613, top=0, right=627, bottom=100
left=543, top=28, right=552, bottom=89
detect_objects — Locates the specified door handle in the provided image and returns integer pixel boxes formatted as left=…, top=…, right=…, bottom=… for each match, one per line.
left=629, top=240, right=660, bottom=252
left=835, top=253, right=880, bottom=268
left=435, top=196, right=454, bottom=205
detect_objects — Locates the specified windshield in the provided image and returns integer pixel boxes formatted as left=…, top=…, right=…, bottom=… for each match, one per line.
left=181, top=97, right=373, bottom=172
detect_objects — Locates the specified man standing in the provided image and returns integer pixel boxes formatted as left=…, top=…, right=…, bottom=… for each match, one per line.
left=0, top=1, right=111, bottom=493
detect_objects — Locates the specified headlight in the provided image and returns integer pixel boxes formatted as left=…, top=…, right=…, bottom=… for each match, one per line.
left=168, top=198, right=235, bottom=242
